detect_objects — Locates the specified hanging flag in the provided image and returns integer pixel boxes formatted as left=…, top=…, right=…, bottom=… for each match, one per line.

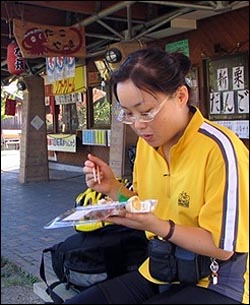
left=46, top=56, right=75, bottom=83
left=5, top=98, right=17, bottom=116
left=13, top=18, right=86, bottom=58
left=55, top=56, right=65, bottom=80
left=46, top=57, right=56, bottom=83
left=64, top=57, right=75, bottom=78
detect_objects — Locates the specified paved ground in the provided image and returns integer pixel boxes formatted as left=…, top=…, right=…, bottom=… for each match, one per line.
left=1, top=286, right=44, bottom=304
left=1, top=150, right=88, bottom=302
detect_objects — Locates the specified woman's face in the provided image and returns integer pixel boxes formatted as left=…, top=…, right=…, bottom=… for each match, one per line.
left=116, top=79, right=189, bottom=148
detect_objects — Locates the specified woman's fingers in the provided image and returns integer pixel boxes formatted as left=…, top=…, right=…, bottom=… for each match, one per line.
left=87, top=153, right=107, bottom=168
left=83, top=160, right=95, bottom=174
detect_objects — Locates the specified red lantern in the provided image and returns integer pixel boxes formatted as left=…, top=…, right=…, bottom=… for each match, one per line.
left=7, top=41, right=25, bottom=75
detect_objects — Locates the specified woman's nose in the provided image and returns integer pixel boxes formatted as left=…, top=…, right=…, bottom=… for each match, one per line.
left=133, top=120, right=147, bottom=129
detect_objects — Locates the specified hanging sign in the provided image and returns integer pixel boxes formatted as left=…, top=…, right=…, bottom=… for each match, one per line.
left=52, top=66, right=86, bottom=95
left=47, top=134, right=76, bottom=152
left=7, top=41, right=25, bottom=75
left=13, top=18, right=86, bottom=58
left=165, top=39, right=190, bottom=57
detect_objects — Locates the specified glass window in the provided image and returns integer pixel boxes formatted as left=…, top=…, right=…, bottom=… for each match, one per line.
left=92, top=84, right=111, bottom=128
left=46, top=84, right=111, bottom=134
left=58, top=104, right=78, bottom=133
left=46, top=107, right=54, bottom=133
left=57, top=92, right=87, bottom=133
left=76, top=92, right=87, bottom=129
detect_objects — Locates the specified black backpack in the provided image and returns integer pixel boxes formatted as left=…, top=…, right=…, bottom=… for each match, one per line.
left=40, top=225, right=148, bottom=304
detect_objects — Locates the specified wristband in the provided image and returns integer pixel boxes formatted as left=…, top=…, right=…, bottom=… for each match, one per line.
left=163, top=219, right=175, bottom=240
left=117, top=184, right=130, bottom=202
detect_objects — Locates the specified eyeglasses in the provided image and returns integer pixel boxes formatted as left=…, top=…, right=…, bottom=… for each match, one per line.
left=115, top=97, right=168, bottom=125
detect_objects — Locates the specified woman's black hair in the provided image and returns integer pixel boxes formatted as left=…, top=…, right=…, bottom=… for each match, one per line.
left=111, top=47, right=192, bottom=102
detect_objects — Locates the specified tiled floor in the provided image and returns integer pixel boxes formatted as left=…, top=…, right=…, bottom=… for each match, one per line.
left=1, top=150, right=87, bottom=281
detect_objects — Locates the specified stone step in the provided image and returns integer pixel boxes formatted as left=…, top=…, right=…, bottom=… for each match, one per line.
left=33, top=281, right=78, bottom=303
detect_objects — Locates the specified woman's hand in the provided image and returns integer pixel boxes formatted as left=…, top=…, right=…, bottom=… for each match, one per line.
left=106, top=212, right=165, bottom=235
left=106, top=213, right=235, bottom=261
left=83, top=154, right=120, bottom=198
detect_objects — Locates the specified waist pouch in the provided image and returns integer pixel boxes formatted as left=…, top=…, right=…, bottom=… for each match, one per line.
left=148, top=238, right=211, bottom=284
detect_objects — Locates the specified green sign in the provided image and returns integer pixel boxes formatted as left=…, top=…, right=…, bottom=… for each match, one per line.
left=165, top=39, right=189, bottom=57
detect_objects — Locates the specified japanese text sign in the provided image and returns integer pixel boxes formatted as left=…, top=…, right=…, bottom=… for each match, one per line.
left=13, top=18, right=86, bottom=58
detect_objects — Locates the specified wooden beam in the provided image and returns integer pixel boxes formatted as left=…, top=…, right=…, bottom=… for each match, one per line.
left=15, top=1, right=150, bottom=20
left=1, top=36, right=11, bottom=47
left=1, top=2, right=68, bottom=25
left=17, top=1, right=98, bottom=14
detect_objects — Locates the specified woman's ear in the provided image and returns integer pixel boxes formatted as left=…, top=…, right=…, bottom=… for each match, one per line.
left=176, top=85, right=189, bottom=106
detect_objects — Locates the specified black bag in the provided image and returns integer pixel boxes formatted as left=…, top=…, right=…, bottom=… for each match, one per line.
left=148, top=238, right=211, bottom=284
left=148, top=237, right=177, bottom=282
left=175, top=246, right=211, bottom=284
left=40, top=225, right=148, bottom=304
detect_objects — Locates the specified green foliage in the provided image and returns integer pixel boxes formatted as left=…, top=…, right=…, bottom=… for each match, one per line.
left=76, top=102, right=87, bottom=129
left=94, top=98, right=111, bottom=127
left=1, top=256, right=39, bottom=287
left=1, top=89, right=8, bottom=120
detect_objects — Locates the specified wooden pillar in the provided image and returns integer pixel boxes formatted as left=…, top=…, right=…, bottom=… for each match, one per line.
left=109, top=107, right=126, bottom=178
left=19, top=75, right=49, bottom=183
left=109, top=99, right=137, bottom=179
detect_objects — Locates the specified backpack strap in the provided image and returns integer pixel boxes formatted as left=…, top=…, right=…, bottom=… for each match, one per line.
left=45, top=280, right=64, bottom=304
left=40, top=247, right=64, bottom=304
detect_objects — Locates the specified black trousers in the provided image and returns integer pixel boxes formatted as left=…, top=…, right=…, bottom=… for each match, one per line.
left=64, top=271, right=241, bottom=304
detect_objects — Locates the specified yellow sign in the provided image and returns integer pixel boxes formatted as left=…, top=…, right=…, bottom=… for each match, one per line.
left=52, top=66, right=86, bottom=95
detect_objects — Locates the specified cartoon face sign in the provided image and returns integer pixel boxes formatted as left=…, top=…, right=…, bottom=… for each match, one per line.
left=22, top=28, right=48, bottom=55
left=22, top=26, right=83, bottom=56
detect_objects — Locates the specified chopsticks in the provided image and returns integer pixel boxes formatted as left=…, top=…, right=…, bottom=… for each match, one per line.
left=93, top=166, right=101, bottom=184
